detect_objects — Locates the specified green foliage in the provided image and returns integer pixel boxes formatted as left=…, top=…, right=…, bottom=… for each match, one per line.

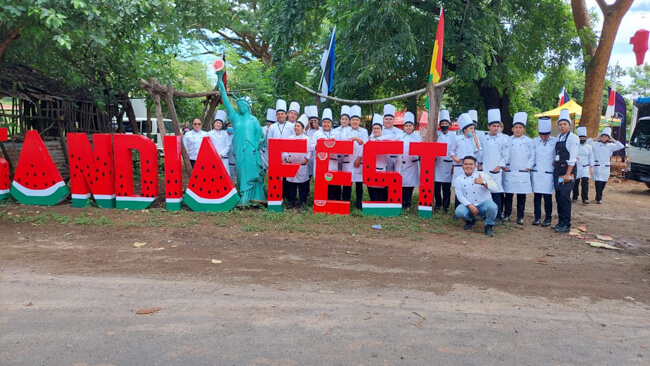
left=626, top=64, right=650, bottom=96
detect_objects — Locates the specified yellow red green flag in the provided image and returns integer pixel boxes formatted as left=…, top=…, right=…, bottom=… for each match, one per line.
left=428, top=8, right=444, bottom=85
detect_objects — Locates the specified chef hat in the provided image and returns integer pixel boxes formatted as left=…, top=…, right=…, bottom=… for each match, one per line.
left=458, top=113, right=474, bottom=131
left=372, top=114, right=383, bottom=128
left=266, top=108, right=277, bottom=123
left=538, top=117, right=552, bottom=134
left=296, top=114, right=308, bottom=128
left=321, top=108, right=333, bottom=122
left=214, top=110, right=227, bottom=123
left=383, top=104, right=396, bottom=117
left=487, top=109, right=501, bottom=125
left=350, top=105, right=362, bottom=119
left=439, top=109, right=450, bottom=123
left=576, top=126, right=587, bottom=137
left=513, top=112, right=528, bottom=127
left=558, top=109, right=571, bottom=124
left=275, top=99, right=287, bottom=113
left=340, top=105, right=351, bottom=117
left=600, top=127, right=612, bottom=138
left=305, top=105, right=318, bottom=119
left=289, top=101, right=301, bottom=113
left=404, top=112, right=415, bottom=125
left=468, top=110, right=478, bottom=123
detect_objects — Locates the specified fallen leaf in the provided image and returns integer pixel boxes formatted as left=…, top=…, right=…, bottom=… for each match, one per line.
left=568, top=230, right=582, bottom=236
left=587, top=241, right=622, bottom=250
left=136, top=307, right=161, bottom=315
left=133, top=242, right=147, bottom=248
left=546, top=253, right=555, bottom=257
left=578, top=225, right=587, bottom=232
left=107, top=331, right=114, bottom=335
left=211, top=259, right=222, bottom=264
left=624, top=296, right=635, bottom=301
left=25, top=302, right=33, bottom=307
left=596, top=234, right=613, bottom=241
left=364, top=316, right=372, bottom=320
left=156, top=247, right=165, bottom=251
left=346, top=251, right=358, bottom=255
left=535, top=259, right=548, bottom=265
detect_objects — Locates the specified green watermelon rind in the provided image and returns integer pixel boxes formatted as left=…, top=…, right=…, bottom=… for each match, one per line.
left=0, top=189, right=9, bottom=201
left=361, top=202, right=402, bottom=217
left=184, top=187, right=239, bottom=212
left=115, top=196, right=155, bottom=210
left=166, top=197, right=183, bottom=211
left=267, top=200, right=283, bottom=212
left=71, top=193, right=116, bottom=208
left=418, top=205, right=433, bottom=219
left=10, top=181, right=69, bottom=206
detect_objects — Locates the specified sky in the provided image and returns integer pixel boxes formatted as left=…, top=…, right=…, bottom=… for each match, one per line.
left=586, top=0, right=650, bottom=87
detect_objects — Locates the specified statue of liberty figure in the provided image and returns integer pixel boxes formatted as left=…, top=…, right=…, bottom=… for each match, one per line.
left=216, top=72, right=265, bottom=206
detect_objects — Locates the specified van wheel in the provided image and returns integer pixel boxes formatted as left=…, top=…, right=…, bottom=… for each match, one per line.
left=646, top=183, right=650, bottom=189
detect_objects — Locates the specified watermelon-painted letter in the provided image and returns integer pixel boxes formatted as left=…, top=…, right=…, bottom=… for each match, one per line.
left=267, top=138, right=307, bottom=212
left=0, top=127, right=8, bottom=201
left=68, top=133, right=116, bottom=208
left=114, top=134, right=159, bottom=210
left=362, top=140, right=403, bottom=217
left=164, top=136, right=183, bottom=211
left=409, top=141, right=447, bottom=218
left=313, top=139, right=352, bottom=215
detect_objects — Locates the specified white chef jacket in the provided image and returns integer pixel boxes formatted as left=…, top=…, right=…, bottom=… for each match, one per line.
left=399, top=132, right=421, bottom=187
left=531, top=136, right=557, bottom=194
left=282, top=133, right=311, bottom=183
left=182, top=130, right=208, bottom=160
left=339, top=127, right=368, bottom=182
left=208, top=129, right=231, bottom=169
left=453, top=134, right=481, bottom=182
left=308, top=128, right=338, bottom=173
left=453, top=170, right=498, bottom=207
left=435, top=131, right=457, bottom=183
left=502, top=135, right=534, bottom=194
left=575, top=142, right=595, bottom=179
left=478, top=133, right=509, bottom=193
left=589, top=139, right=624, bottom=182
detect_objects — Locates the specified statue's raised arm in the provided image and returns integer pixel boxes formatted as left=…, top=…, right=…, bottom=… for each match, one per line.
left=216, top=72, right=236, bottom=121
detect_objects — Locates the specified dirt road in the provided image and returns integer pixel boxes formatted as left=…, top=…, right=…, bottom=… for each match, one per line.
left=1, top=179, right=649, bottom=364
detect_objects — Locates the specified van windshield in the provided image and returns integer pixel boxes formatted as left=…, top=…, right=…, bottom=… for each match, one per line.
left=631, top=118, right=650, bottom=149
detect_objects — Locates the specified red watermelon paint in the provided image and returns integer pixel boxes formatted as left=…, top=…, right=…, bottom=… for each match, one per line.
left=10, top=130, right=69, bottom=205
left=68, top=133, right=116, bottom=208
left=362, top=140, right=403, bottom=217
left=184, top=137, right=238, bottom=211
left=164, top=135, right=183, bottom=211
left=313, top=139, right=352, bottom=215
left=409, top=141, right=447, bottom=218
left=267, top=138, right=306, bottom=212
left=213, top=59, right=225, bottom=71
left=113, top=134, right=159, bottom=210
left=0, top=127, right=8, bottom=201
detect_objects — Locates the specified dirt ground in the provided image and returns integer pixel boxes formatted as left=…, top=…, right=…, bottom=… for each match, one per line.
left=1, top=178, right=649, bottom=303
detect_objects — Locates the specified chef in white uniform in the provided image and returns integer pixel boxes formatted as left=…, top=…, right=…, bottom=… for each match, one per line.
left=182, top=117, right=208, bottom=167
left=434, top=110, right=457, bottom=213
left=453, top=113, right=481, bottom=210
left=502, top=112, right=534, bottom=225
left=399, top=111, right=421, bottom=210
left=267, top=99, right=295, bottom=199
left=363, top=114, right=389, bottom=202
left=453, top=155, right=499, bottom=237
left=283, top=114, right=311, bottom=209
left=309, top=108, right=339, bottom=200
left=287, top=101, right=301, bottom=124
left=381, top=104, right=403, bottom=172
left=478, top=109, right=509, bottom=224
left=589, top=126, right=624, bottom=204
left=304, top=105, right=318, bottom=200
left=260, top=108, right=276, bottom=171
left=530, top=117, right=556, bottom=227
left=208, top=110, right=232, bottom=174
left=340, top=105, right=368, bottom=209
left=572, top=126, right=594, bottom=204
left=334, top=105, right=352, bottom=179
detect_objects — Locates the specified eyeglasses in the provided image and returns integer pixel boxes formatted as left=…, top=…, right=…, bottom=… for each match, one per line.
left=193, top=123, right=202, bottom=126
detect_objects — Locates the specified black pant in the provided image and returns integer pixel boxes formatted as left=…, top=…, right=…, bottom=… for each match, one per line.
left=286, top=181, right=309, bottom=206
left=353, top=182, right=363, bottom=210
left=282, top=178, right=289, bottom=200
left=190, top=159, right=196, bottom=168
left=328, top=185, right=342, bottom=201
left=368, top=186, right=387, bottom=202
left=534, top=193, right=552, bottom=221
left=573, top=178, right=589, bottom=201
left=342, top=185, right=352, bottom=201
left=491, top=192, right=503, bottom=219
left=555, top=183, right=574, bottom=227
left=434, top=182, right=451, bottom=210
left=595, top=180, right=607, bottom=201
left=504, top=193, right=526, bottom=219
left=402, top=187, right=415, bottom=208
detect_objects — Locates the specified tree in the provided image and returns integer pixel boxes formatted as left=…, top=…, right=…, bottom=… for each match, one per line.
left=571, top=0, right=634, bottom=136
left=626, top=64, right=650, bottom=97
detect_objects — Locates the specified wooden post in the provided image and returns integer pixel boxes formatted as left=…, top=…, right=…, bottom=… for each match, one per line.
left=163, top=86, right=193, bottom=175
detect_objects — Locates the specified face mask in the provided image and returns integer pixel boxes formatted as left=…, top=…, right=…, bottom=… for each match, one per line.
left=440, top=125, right=449, bottom=132
left=580, top=139, right=586, bottom=145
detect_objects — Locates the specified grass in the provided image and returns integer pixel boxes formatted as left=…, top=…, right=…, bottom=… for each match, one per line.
left=74, top=213, right=113, bottom=226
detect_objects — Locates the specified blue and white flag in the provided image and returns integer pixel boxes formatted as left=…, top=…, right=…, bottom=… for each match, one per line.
left=320, top=26, right=336, bottom=102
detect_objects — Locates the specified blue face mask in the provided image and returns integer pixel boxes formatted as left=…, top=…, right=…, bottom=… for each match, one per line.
left=227, top=127, right=234, bottom=134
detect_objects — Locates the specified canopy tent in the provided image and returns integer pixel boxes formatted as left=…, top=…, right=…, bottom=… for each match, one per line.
left=534, top=100, right=582, bottom=124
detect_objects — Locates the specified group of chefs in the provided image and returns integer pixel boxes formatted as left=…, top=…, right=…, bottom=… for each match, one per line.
left=183, top=100, right=624, bottom=236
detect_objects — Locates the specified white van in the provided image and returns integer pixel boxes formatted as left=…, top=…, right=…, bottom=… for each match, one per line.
left=626, top=97, right=650, bottom=188
left=115, top=118, right=175, bottom=155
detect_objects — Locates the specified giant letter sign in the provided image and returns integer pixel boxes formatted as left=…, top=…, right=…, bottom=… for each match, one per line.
left=114, top=134, right=159, bottom=209
left=313, top=139, right=353, bottom=215
left=267, top=138, right=307, bottom=212
left=0, top=127, right=9, bottom=201
left=10, top=130, right=69, bottom=205
left=68, top=133, right=116, bottom=208
left=183, top=137, right=238, bottom=212
left=362, top=140, right=403, bottom=217
left=163, top=136, right=183, bottom=211
left=409, top=141, right=447, bottom=218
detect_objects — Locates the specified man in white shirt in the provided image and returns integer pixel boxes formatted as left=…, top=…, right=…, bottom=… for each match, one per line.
left=182, top=117, right=208, bottom=167
left=381, top=104, right=403, bottom=172
left=453, top=156, right=499, bottom=237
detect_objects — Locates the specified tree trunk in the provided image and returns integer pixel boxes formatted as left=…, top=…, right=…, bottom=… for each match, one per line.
left=572, top=0, right=634, bottom=137
left=0, top=28, right=20, bottom=70
left=123, top=97, right=139, bottom=134
left=478, top=85, right=512, bottom=134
